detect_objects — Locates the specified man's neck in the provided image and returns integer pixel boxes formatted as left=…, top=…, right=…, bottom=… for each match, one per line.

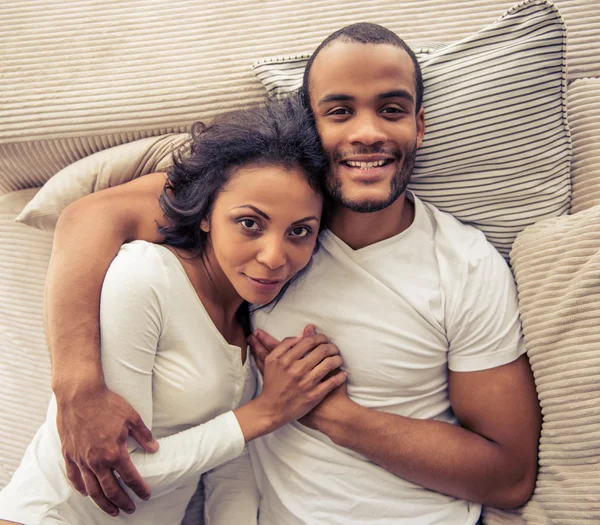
left=328, top=192, right=415, bottom=250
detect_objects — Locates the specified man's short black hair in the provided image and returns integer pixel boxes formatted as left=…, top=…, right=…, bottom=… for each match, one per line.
left=300, top=23, right=423, bottom=113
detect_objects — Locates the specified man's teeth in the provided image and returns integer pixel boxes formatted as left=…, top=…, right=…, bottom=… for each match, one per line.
left=345, top=160, right=387, bottom=169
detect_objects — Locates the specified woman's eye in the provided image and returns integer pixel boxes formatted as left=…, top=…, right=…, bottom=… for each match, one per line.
left=239, top=218, right=260, bottom=231
left=328, top=108, right=351, bottom=116
left=290, top=226, right=310, bottom=238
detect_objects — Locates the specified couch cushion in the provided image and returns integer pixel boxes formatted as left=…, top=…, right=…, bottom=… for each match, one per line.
left=0, top=189, right=53, bottom=488
left=0, top=0, right=594, bottom=198
left=508, top=204, right=600, bottom=524
left=567, top=78, right=600, bottom=215
left=253, top=0, right=572, bottom=260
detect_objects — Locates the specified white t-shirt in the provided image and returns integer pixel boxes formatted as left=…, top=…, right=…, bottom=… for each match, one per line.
left=0, top=242, right=258, bottom=525
left=250, top=193, right=525, bottom=525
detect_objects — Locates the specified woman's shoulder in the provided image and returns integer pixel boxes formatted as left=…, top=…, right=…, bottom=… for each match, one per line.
left=106, top=241, right=177, bottom=293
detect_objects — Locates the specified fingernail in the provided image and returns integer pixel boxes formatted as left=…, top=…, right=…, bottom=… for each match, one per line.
left=110, top=510, right=119, bottom=517
left=124, top=507, right=135, bottom=514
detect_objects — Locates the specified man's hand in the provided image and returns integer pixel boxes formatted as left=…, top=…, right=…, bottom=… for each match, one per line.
left=298, top=382, right=350, bottom=430
left=55, top=384, right=159, bottom=516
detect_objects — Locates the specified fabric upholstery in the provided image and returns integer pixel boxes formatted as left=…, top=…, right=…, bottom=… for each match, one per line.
left=568, top=78, right=600, bottom=215
left=0, top=0, right=596, bottom=196
left=0, top=189, right=53, bottom=487
left=503, top=204, right=600, bottom=524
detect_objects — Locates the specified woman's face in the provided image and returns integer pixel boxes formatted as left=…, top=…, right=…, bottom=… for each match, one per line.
left=203, top=162, right=323, bottom=304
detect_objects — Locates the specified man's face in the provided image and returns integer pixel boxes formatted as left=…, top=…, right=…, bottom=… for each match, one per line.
left=309, top=42, right=425, bottom=213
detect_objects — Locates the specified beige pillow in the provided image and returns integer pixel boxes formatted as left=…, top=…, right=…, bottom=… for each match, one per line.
left=493, top=204, right=600, bottom=525
left=16, top=133, right=189, bottom=231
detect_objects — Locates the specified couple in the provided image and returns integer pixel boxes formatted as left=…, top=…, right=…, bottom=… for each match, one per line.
left=0, top=22, right=541, bottom=525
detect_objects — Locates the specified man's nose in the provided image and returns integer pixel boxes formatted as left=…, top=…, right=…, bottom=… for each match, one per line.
left=347, top=112, right=387, bottom=146
left=256, top=237, right=287, bottom=270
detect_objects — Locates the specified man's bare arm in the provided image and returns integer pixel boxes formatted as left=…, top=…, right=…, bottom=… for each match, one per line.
left=301, top=355, right=541, bottom=509
left=45, top=172, right=168, bottom=516
left=252, top=331, right=541, bottom=509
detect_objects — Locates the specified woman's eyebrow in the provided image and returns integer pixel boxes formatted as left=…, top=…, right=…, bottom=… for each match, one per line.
left=231, top=204, right=270, bottom=220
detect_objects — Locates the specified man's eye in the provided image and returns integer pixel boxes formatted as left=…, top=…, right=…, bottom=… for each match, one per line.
left=240, top=218, right=260, bottom=231
left=290, top=226, right=310, bottom=238
left=381, top=106, right=404, bottom=114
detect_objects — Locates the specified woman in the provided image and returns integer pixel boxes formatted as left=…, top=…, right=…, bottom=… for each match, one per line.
left=0, top=94, right=345, bottom=524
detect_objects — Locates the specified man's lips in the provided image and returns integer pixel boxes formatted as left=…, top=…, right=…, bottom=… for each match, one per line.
left=340, top=156, right=395, bottom=170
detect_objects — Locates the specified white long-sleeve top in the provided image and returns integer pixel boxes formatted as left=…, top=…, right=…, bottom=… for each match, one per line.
left=0, top=241, right=259, bottom=525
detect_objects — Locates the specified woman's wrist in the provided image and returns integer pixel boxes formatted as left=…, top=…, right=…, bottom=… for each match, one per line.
left=233, top=397, right=281, bottom=443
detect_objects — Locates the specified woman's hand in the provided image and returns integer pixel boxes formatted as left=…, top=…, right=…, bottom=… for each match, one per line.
left=234, top=329, right=346, bottom=442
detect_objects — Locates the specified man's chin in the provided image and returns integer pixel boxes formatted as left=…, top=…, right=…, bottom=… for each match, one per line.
left=338, top=196, right=397, bottom=214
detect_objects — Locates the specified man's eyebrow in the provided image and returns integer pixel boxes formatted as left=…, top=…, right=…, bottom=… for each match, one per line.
left=378, top=90, right=414, bottom=104
left=317, top=90, right=414, bottom=106
left=317, top=94, right=354, bottom=106
left=232, top=204, right=270, bottom=220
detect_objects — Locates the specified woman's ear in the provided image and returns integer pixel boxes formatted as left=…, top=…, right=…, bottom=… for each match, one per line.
left=200, top=218, right=210, bottom=233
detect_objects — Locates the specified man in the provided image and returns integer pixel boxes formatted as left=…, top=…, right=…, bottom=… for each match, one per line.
left=44, top=23, right=540, bottom=524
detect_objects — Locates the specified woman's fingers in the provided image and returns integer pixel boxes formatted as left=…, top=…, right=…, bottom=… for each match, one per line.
left=249, top=333, right=272, bottom=375
left=254, top=329, right=280, bottom=351
left=281, top=334, right=330, bottom=364
left=267, top=336, right=303, bottom=360
left=306, top=354, right=344, bottom=384
left=313, top=370, right=347, bottom=398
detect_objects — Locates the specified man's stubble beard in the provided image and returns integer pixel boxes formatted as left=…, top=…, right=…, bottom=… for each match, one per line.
left=326, top=143, right=417, bottom=213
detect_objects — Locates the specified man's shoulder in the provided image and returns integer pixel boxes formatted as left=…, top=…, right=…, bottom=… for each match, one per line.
left=419, top=198, right=498, bottom=267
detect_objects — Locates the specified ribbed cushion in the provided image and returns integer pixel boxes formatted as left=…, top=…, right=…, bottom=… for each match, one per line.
left=0, top=189, right=53, bottom=487
left=254, top=0, right=572, bottom=260
left=508, top=204, right=600, bottom=524
left=568, top=78, right=600, bottom=215
left=0, top=0, right=595, bottom=196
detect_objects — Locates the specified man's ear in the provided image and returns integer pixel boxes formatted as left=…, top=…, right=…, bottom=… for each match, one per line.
left=416, top=108, right=425, bottom=148
left=200, top=218, right=210, bottom=233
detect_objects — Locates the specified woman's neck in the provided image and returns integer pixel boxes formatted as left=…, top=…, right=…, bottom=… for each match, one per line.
left=165, top=245, right=244, bottom=325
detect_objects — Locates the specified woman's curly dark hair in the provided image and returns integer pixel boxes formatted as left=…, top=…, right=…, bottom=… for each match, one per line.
left=158, top=92, right=328, bottom=255
left=157, top=93, right=328, bottom=332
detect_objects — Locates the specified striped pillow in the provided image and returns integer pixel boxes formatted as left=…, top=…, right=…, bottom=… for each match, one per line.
left=252, top=0, right=571, bottom=260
